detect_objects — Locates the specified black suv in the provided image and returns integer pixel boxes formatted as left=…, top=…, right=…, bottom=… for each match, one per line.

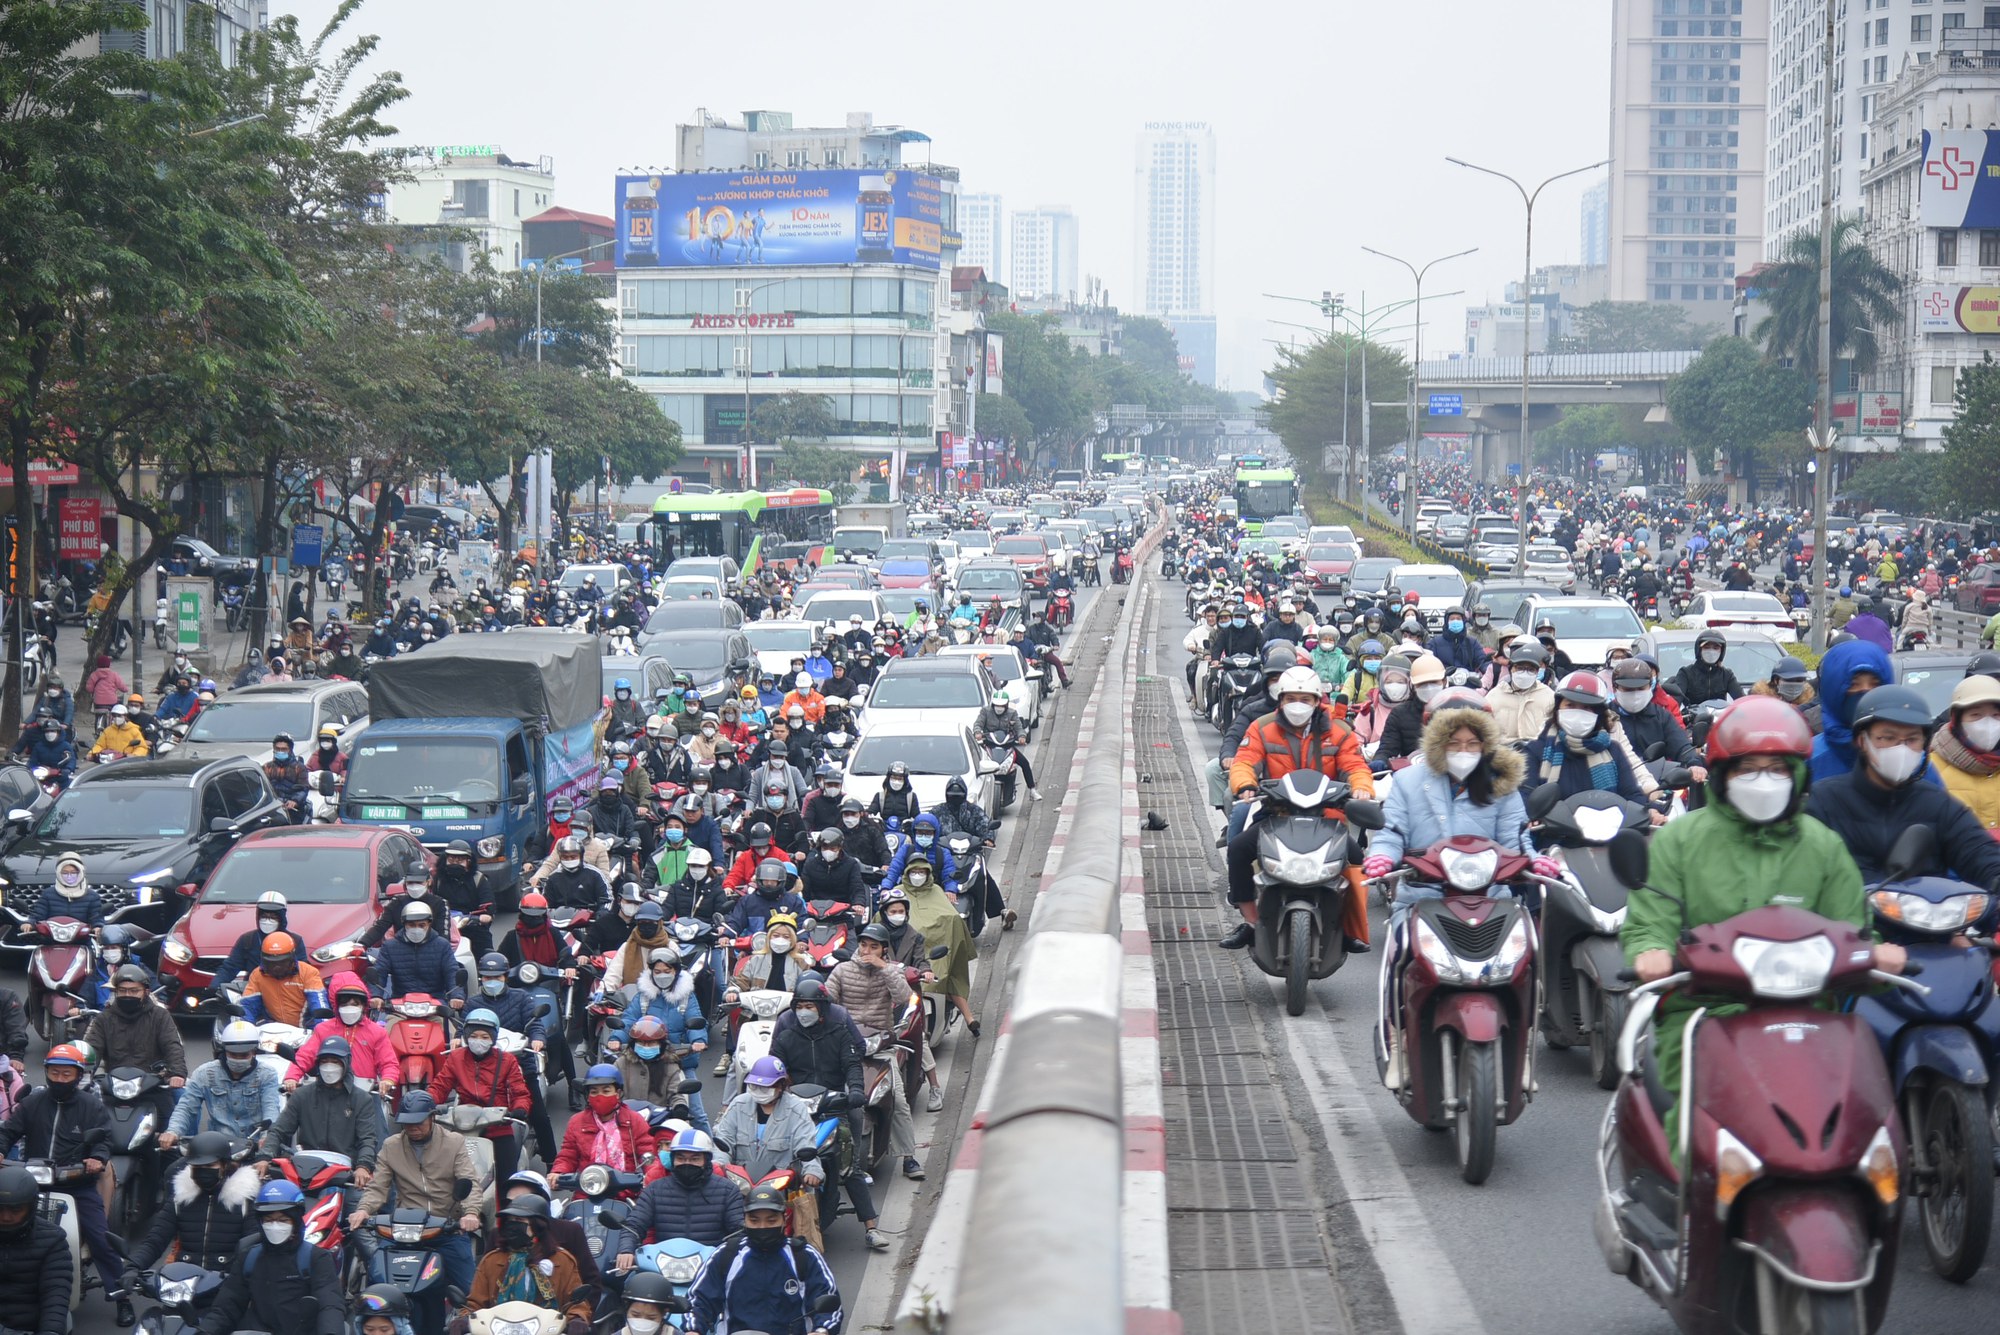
left=0, top=756, right=287, bottom=942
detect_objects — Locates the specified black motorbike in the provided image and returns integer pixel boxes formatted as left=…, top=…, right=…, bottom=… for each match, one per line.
left=102, top=1065, right=170, bottom=1239
left=1249, top=773, right=1374, bottom=1016
left=1209, top=652, right=1262, bottom=732
left=132, top=1261, right=226, bottom=1335
left=944, top=830, right=1006, bottom=937
left=981, top=726, right=1024, bottom=810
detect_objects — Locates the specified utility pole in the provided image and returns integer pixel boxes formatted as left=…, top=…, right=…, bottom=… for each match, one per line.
left=1364, top=248, right=1475, bottom=534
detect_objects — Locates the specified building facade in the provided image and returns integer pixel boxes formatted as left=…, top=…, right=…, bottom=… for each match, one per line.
left=1134, top=122, right=1216, bottom=377
left=958, top=193, right=1004, bottom=284
left=1605, top=0, right=1768, bottom=327
left=1861, top=29, right=2000, bottom=446
left=386, top=148, right=557, bottom=273
left=94, top=0, right=264, bottom=63
left=1581, top=178, right=1612, bottom=266
left=1009, top=206, right=1080, bottom=301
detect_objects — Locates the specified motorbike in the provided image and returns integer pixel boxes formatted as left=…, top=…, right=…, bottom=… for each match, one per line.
left=364, top=1192, right=473, bottom=1315
left=101, top=1064, right=169, bottom=1238
left=1208, top=652, right=1262, bottom=731
left=220, top=584, right=246, bottom=633
left=440, top=1101, right=523, bottom=1219
left=132, top=1260, right=226, bottom=1335
left=1529, top=786, right=1667, bottom=1088
left=22, top=914, right=97, bottom=1043
left=23, top=608, right=55, bottom=692
left=153, top=597, right=170, bottom=650
left=633, top=1237, right=716, bottom=1332
left=1373, top=833, right=1540, bottom=1184
left=1850, top=828, right=2000, bottom=1282
left=385, top=992, right=453, bottom=1089
left=720, top=986, right=794, bottom=1105
left=467, top=1300, right=578, bottom=1335
left=944, top=832, right=1003, bottom=938
left=1598, top=898, right=1918, bottom=1332
left=797, top=899, right=858, bottom=970
left=554, top=1162, right=646, bottom=1268
left=1242, top=773, right=1371, bottom=1017
left=1047, top=587, right=1074, bottom=629
left=862, top=949, right=948, bottom=1169
left=25, top=1159, right=109, bottom=1310
left=265, top=1149, right=361, bottom=1279
left=306, top=769, right=343, bottom=824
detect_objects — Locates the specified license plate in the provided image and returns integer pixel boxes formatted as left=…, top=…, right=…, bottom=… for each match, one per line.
left=422, top=805, right=469, bottom=819
left=359, top=804, right=407, bottom=820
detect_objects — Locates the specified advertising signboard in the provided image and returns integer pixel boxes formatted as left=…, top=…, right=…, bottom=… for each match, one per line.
left=166, top=577, right=207, bottom=652
left=1833, top=392, right=1903, bottom=437
left=1916, top=284, right=2000, bottom=334
left=0, top=460, right=81, bottom=487
left=1919, top=130, right=2000, bottom=229
left=616, top=169, right=944, bottom=270
left=57, top=497, right=100, bottom=559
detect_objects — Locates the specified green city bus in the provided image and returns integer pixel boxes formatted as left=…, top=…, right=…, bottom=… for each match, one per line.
left=648, top=488, right=835, bottom=576
left=1233, top=468, right=1299, bottom=535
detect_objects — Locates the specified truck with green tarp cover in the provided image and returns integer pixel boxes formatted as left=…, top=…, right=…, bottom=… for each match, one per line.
left=342, top=633, right=603, bottom=905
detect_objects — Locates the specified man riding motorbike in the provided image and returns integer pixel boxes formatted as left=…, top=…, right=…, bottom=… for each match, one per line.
left=129, top=1129, right=260, bottom=1272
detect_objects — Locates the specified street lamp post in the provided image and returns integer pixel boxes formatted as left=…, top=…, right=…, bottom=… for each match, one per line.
left=529, top=239, right=616, bottom=574
left=1448, top=156, right=1608, bottom=574
left=1269, top=291, right=1420, bottom=509
left=733, top=278, right=796, bottom=491
left=1363, top=247, right=1476, bottom=535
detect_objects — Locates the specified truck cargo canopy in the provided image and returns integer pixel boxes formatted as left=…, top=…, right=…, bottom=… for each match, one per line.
left=366, top=633, right=603, bottom=733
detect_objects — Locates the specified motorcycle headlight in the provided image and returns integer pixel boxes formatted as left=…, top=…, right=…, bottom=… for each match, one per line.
left=1731, top=934, right=1836, bottom=1000
left=399, top=1001, right=435, bottom=1018
left=1571, top=805, right=1626, bottom=845
left=112, top=1076, right=140, bottom=1102
left=161, top=938, right=194, bottom=964
left=1412, top=918, right=1466, bottom=985
left=391, top=1223, right=424, bottom=1244
left=26, top=1163, right=51, bottom=1185
left=1259, top=849, right=1329, bottom=885
left=491, top=1320, right=538, bottom=1335
left=579, top=1164, right=612, bottom=1197
left=517, top=963, right=541, bottom=985
left=1438, top=847, right=1499, bottom=893
left=654, top=1253, right=704, bottom=1283
left=1868, top=890, right=1989, bottom=935
left=1486, top=915, right=1533, bottom=981
left=159, top=1276, right=197, bottom=1306
left=476, top=837, right=503, bottom=858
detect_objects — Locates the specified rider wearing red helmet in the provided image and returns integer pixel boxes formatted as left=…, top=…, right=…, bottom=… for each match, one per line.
left=1624, top=696, right=1903, bottom=1149
left=1523, top=671, right=1661, bottom=811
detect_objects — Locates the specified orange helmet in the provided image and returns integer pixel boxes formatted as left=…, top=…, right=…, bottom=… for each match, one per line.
left=261, top=931, right=296, bottom=956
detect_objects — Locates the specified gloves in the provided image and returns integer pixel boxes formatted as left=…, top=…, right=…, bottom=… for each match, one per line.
left=1362, top=855, right=1395, bottom=880
left=1530, top=856, right=1564, bottom=881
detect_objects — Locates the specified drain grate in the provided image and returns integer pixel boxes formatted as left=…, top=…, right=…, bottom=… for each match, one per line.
left=1148, top=901, right=1216, bottom=940
left=1174, top=1268, right=1353, bottom=1335
left=1164, top=1083, right=1298, bottom=1162
left=1156, top=989, right=1252, bottom=1032
left=1160, top=977, right=1248, bottom=1013
left=1168, top=1209, right=1327, bottom=1269
left=1160, top=1022, right=1265, bottom=1064
left=1160, top=1050, right=1273, bottom=1088
left=1167, top=1158, right=1315, bottom=1211
left=1155, top=943, right=1237, bottom=987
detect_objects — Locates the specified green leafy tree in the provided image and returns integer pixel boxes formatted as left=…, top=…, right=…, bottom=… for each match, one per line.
left=1537, top=404, right=1680, bottom=480
left=1568, top=302, right=1714, bottom=354
left=1842, top=452, right=1950, bottom=517
left=750, top=391, right=836, bottom=445
left=1665, top=336, right=1812, bottom=495
left=1263, top=334, right=1409, bottom=497
left=983, top=312, right=1094, bottom=468
left=973, top=392, right=1031, bottom=448
left=1939, top=353, right=2000, bottom=516
left=1118, top=316, right=1183, bottom=379
left=770, top=441, right=856, bottom=495
left=1752, top=216, right=1903, bottom=375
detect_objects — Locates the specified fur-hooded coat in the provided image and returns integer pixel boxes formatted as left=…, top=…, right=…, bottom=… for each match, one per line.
left=1372, top=705, right=1533, bottom=865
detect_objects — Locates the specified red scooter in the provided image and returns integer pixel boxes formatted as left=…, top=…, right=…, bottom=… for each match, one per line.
left=1374, top=835, right=1539, bottom=1185
left=1596, top=900, right=1915, bottom=1334
left=798, top=900, right=858, bottom=970
left=18, top=915, right=97, bottom=1044
left=384, top=993, right=451, bottom=1089
left=1046, top=587, right=1074, bottom=628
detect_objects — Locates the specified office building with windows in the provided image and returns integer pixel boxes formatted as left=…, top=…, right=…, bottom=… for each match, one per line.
left=959, top=193, right=1004, bottom=283
left=1134, top=122, right=1217, bottom=384
left=1605, top=0, right=1768, bottom=326
left=91, top=0, right=265, bottom=62
left=1581, top=178, right=1612, bottom=266
left=385, top=148, right=557, bottom=273
left=1010, top=206, right=1080, bottom=301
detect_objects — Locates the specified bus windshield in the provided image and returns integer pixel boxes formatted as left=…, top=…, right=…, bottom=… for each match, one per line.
left=1235, top=475, right=1298, bottom=520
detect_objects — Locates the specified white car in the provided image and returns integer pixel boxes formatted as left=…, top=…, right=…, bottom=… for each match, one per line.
left=1307, top=525, right=1356, bottom=548
left=952, top=529, right=995, bottom=562
left=861, top=657, right=993, bottom=739
left=939, top=644, right=1043, bottom=738
left=1677, top=590, right=1799, bottom=641
left=846, top=718, right=996, bottom=816
left=1520, top=545, right=1578, bottom=592
left=799, top=590, right=888, bottom=633
left=1515, top=596, right=1648, bottom=668
left=743, top=619, right=822, bottom=677
left=1386, top=563, right=1470, bottom=630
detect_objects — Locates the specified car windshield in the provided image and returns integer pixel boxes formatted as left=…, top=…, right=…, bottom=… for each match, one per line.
left=995, top=537, right=1045, bottom=555
left=879, top=560, right=931, bottom=577
left=1535, top=604, right=1645, bottom=638
left=880, top=592, right=929, bottom=620
left=37, top=784, right=193, bottom=839
left=1309, top=545, right=1358, bottom=561
left=645, top=604, right=729, bottom=631
left=953, top=531, right=993, bottom=552
left=1653, top=637, right=1789, bottom=681
left=956, top=568, right=1022, bottom=592
left=602, top=664, right=663, bottom=697
left=664, top=639, right=732, bottom=674
left=1352, top=560, right=1400, bottom=585
left=657, top=581, right=720, bottom=602
left=1708, top=593, right=1785, bottom=613
left=832, top=529, right=883, bottom=556
left=850, top=733, right=971, bottom=776
left=869, top=672, right=986, bottom=709
left=1397, top=572, right=1468, bottom=596
left=1478, top=530, right=1520, bottom=546
left=747, top=625, right=815, bottom=653
left=1262, top=520, right=1304, bottom=537
left=804, top=597, right=877, bottom=623
left=878, top=541, right=931, bottom=561
left=965, top=653, right=1022, bottom=683
left=1524, top=549, right=1566, bottom=563
left=205, top=845, right=371, bottom=904
left=346, top=738, right=501, bottom=803
left=186, top=699, right=316, bottom=743
left=1898, top=661, right=1967, bottom=720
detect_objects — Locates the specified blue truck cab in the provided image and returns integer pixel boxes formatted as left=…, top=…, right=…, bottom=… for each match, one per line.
left=343, top=634, right=603, bottom=906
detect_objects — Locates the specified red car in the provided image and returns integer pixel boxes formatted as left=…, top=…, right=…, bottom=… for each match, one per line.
left=1305, top=543, right=1359, bottom=592
left=993, top=534, right=1053, bottom=588
left=875, top=558, right=937, bottom=592
left=1953, top=562, right=2000, bottom=615
left=156, top=825, right=437, bottom=1015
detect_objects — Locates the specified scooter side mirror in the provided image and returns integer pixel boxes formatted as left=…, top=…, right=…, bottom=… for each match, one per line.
left=1643, top=741, right=1667, bottom=762
left=1524, top=784, right=1562, bottom=822
left=811, top=1293, right=842, bottom=1315
left=661, top=1296, right=692, bottom=1316
left=454, top=1177, right=474, bottom=1201
left=930, top=944, right=951, bottom=960
left=1608, top=830, right=1650, bottom=891
left=674, top=1078, right=703, bottom=1095
left=535, top=1000, right=554, bottom=1018
left=1884, top=824, right=1938, bottom=883
left=597, top=1201, right=630, bottom=1230
left=1343, top=800, right=1384, bottom=833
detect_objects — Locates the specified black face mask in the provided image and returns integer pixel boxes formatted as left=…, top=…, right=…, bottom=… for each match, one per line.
left=499, top=1221, right=532, bottom=1251
left=115, top=996, right=145, bottom=1017
left=191, top=1165, right=222, bottom=1192
left=671, top=1162, right=709, bottom=1189
left=47, top=1078, right=78, bottom=1104
left=744, top=1224, right=787, bottom=1253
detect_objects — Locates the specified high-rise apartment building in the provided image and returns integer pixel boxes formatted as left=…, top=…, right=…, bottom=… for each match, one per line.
left=959, top=193, right=1004, bottom=282
left=1581, top=178, right=1611, bottom=266
left=1605, top=0, right=1769, bottom=327
left=1134, top=122, right=1216, bottom=383
left=92, top=0, right=265, bottom=63
left=1010, top=207, right=1080, bottom=301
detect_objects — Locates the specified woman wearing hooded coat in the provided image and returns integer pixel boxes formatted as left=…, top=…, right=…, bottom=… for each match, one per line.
left=900, top=853, right=979, bottom=1035
left=1809, top=639, right=1909, bottom=782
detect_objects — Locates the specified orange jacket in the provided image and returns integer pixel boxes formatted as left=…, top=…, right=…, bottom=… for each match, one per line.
left=243, top=961, right=326, bottom=1028
left=1229, top=707, right=1375, bottom=800
left=781, top=689, right=826, bottom=724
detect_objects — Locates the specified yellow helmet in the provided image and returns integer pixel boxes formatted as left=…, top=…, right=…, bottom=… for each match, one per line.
left=764, top=910, right=800, bottom=934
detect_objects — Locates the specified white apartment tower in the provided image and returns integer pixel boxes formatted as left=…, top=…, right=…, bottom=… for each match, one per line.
left=1010, top=207, right=1080, bottom=301
left=959, top=193, right=1004, bottom=282
left=1605, top=0, right=1769, bottom=327
left=1134, top=123, right=1215, bottom=319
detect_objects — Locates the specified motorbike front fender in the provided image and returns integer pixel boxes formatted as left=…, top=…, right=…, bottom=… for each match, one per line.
left=1892, top=1022, right=1990, bottom=1092
left=1570, top=933, right=1631, bottom=991
left=1734, top=1183, right=1881, bottom=1289
left=1432, top=990, right=1505, bottom=1045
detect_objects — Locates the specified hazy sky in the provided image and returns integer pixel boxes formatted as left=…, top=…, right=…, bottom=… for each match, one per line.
left=278, top=0, right=1614, bottom=392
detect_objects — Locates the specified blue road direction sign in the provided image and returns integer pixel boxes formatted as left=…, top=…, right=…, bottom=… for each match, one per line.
left=1428, top=393, right=1464, bottom=416
left=1506, top=462, right=1523, bottom=476
left=289, top=523, right=324, bottom=569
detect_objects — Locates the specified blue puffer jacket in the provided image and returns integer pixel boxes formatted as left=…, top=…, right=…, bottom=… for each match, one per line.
left=29, top=885, right=105, bottom=927
left=469, top=983, right=548, bottom=1044
left=611, top=971, right=707, bottom=1066
left=375, top=931, right=463, bottom=1003
left=879, top=812, right=959, bottom=892
left=612, top=1169, right=747, bottom=1252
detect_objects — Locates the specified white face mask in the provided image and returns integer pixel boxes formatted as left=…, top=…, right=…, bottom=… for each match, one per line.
left=259, top=917, right=281, bottom=935
left=750, top=1085, right=778, bottom=1106
left=1867, top=739, right=1924, bottom=785
left=1280, top=701, right=1316, bottom=727
left=1615, top=688, right=1653, bottom=713
left=1381, top=681, right=1409, bottom=702
left=404, top=924, right=430, bottom=943
left=908, top=872, right=931, bottom=888
left=1964, top=716, right=2000, bottom=752
left=843, top=814, right=860, bottom=828
left=338, top=1004, right=364, bottom=1026
left=1509, top=670, right=1538, bottom=692
left=466, top=1036, right=493, bottom=1057
left=318, top=1063, right=344, bottom=1085
left=261, top=1219, right=294, bottom=1245
left=1699, top=648, right=1722, bottom=665
left=1414, top=683, right=1441, bottom=704
left=1557, top=708, right=1599, bottom=738
left=769, top=937, right=794, bottom=954
left=1444, top=751, right=1480, bottom=781
left=560, top=858, right=580, bottom=873
left=627, top=1318, right=663, bottom=1335
left=821, top=848, right=840, bottom=862
left=1727, top=770, right=1794, bottom=824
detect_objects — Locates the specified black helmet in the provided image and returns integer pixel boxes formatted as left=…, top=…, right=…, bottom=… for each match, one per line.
left=186, top=1131, right=233, bottom=1166
left=1966, top=650, right=2000, bottom=681
left=0, top=1165, right=33, bottom=1210
left=478, top=951, right=510, bottom=976
left=498, top=1192, right=553, bottom=1222
left=794, top=976, right=827, bottom=1004
left=1505, top=640, right=1547, bottom=667
left=1850, top=685, right=1935, bottom=736
left=444, top=840, right=472, bottom=859
left=551, top=795, right=575, bottom=821
left=859, top=922, right=893, bottom=946
left=623, top=1272, right=676, bottom=1308
left=1259, top=641, right=1298, bottom=672
left=816, top=827, right=844, bottom=849
left=1694, top=627, right=1727, bottom=655
left=356, top=1285, right=413, bottom=1320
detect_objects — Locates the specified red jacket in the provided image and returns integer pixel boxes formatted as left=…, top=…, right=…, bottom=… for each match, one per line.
left=724, top=846, right=794, bottom=892
left=551, top=1103, right=658, bottom=1175
left=428, top=1048, right=531, bottom=1136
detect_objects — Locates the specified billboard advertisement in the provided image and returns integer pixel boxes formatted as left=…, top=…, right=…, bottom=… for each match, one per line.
left=1917, top=284, right=2000, bottom=334
left=615, top=169, right=943, bottom=270
left=1833, top=392, right=1903, bottom=438
left=1919, top=130, right=2000, bottom=229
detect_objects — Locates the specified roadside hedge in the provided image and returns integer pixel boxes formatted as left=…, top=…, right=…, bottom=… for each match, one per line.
left=1305, top=495, right=1483, bottom=577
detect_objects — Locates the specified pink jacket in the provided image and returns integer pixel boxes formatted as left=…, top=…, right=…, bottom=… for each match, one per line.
left=285, top=1015, right=399, bottom=1088
left=85, top=666, right=129, bottom=707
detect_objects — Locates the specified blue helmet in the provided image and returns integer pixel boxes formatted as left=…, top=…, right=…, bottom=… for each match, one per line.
left=584, top=1063, right=623, bottom=1089
left=255, top=1180, right=305, bottom=1212
left=668, top=1128, right=716, bottom=1157
left=463, top=1008, right=499, bottom=1033
left=615, top=677, right=632, bottom=693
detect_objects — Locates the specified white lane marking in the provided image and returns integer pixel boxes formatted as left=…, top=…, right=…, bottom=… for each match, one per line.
left=1122, top=1168, right=1173, bottom=1309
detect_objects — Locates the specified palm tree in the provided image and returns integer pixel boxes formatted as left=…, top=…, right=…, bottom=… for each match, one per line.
left=1751, top=215, right=1903, bottom=376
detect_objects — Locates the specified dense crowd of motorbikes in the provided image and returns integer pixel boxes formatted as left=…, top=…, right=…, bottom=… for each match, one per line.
left=1168, top=459, right=2000, bottom=1334
left=0, top=482, right=1151, bottom=1335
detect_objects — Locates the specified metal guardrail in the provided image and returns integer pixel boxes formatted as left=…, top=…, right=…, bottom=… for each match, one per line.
left=1416, top=350, right=1701, bottom=383
left=930, top=512, right=1165, bottom=1335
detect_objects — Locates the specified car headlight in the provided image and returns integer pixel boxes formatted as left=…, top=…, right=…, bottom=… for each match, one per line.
left=1438, top=847, right=1499, bottom=892
left=1731, top=934, right=1836, bottom=1000
left=579, top=1164, right=612, bottom=1197
left=1868, top=890, right=1989, bottom=934
left=1259, top=849, right=1330, bottom=885
left=161, top=938, right=194, bottom=964
left=111, top=1076, right=141, bottom=1102
left=476, top=837, right=503, bottom=858
left=391, top=1223, right=424, bottom=1244
left=129, top=868, right=175, bottom=885
left=310, top=940, right=359, bottom=964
